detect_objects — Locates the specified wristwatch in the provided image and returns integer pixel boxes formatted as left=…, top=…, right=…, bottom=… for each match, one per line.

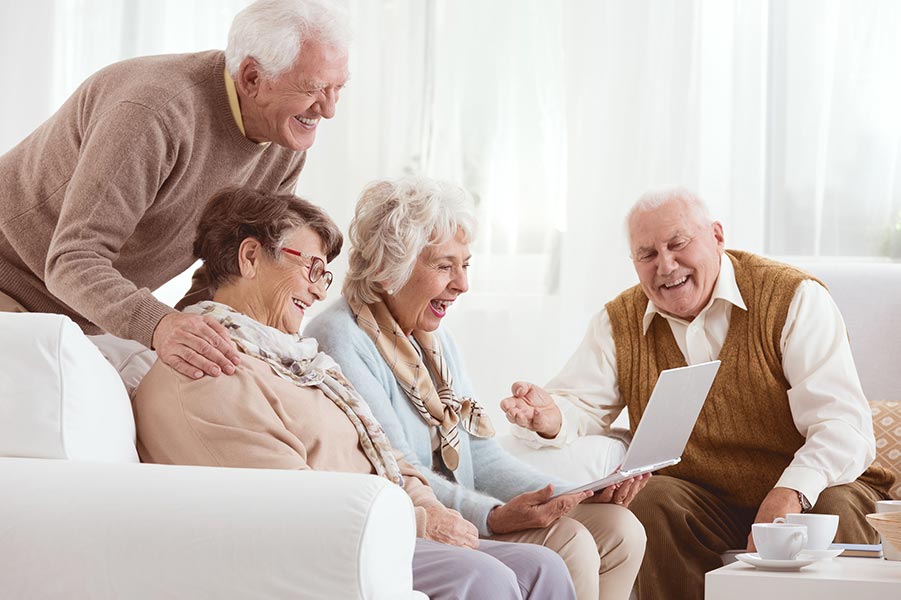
left=797, top=490, right=813, bottom=513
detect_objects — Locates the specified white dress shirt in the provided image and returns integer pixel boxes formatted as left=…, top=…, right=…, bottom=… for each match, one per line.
left=513, top=255, right=877, bottom=506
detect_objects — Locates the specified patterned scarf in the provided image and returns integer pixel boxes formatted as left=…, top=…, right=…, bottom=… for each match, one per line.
left=350, top=299, right=494, bottom=472
left=184, top=301, right=403, bottom=486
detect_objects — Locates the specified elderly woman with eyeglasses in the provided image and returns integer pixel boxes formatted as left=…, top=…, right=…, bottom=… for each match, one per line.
left=305, top=176, right=648, bottom=600
left=133, top=186, right=576, bottom=600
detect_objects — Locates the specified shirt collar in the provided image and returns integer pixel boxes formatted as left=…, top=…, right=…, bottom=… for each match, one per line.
left=223, top=68, right=270, bottom=147
left=641, top=253, right=747, bottom=333
left=223, top=68, right=247, bottom=137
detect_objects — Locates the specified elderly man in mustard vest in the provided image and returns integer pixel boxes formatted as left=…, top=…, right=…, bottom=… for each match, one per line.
left=501, top=186, right=894, bottom=600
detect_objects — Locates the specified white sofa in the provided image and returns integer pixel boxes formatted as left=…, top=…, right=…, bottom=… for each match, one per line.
left=0, top=312, right=426, bottom=600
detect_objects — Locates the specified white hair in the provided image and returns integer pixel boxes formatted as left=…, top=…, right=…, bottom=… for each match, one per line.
left=343, top=176, right=478, bottom=306
left=625, top=186, right=712, bottom=243
left=225, top=0, right=350, bottom=79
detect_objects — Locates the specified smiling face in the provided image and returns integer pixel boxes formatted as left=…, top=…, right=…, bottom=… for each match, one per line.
left=629, top=198, right=725, bottom=321
left=251, top=225, right=330, bottom=333
left=237, top=39, right=349, bottom=151
left=384, top=228, right=471, bottom=335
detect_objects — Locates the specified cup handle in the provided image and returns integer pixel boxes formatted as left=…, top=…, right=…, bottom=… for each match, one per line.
left=773, top=517, right=786, bottom=524
left=792, top=530, right=807, bottom=556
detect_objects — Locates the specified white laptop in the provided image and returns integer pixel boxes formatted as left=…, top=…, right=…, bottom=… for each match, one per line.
left=553, top=360, right=720, bottom=497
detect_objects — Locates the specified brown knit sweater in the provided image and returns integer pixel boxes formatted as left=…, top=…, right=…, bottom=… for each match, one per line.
left=0, top=51, right=306, bottom=348
left=607, top=250, right=893, bottom=508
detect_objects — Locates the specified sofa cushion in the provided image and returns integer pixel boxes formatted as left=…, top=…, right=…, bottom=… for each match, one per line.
left=498, top=433, right=629, bottom=483
left=871, top=400, right=901, bottom=500
left=89, top=333, right=157, bottom=398
left=0, top=313, right=139, bottom=462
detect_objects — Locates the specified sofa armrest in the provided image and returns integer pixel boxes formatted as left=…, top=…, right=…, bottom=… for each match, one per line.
left=0, top=458, right=420, bottom=600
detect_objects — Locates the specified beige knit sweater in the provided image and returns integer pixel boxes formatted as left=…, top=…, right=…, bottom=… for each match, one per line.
left=0, top=51, right=306, bottom=347
left=134, top=352, right=445, bottom=536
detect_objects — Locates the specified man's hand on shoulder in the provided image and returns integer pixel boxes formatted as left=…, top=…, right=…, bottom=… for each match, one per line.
left=745, top=486, right=804, bottom=551
left=151, top=312, right=241, bottom=379
left=500, top=382, right=563, bottom=438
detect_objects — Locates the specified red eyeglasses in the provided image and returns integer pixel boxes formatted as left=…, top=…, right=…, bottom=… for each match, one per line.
left=280, top=248, right=334, bottom=290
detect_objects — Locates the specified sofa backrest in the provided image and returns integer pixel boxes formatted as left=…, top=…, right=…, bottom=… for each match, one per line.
left=0, top=312, right=139, bottom=462
left=790, top=261, right=901, bottom=402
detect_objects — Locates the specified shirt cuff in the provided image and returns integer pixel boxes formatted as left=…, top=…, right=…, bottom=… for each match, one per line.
left=774, top=466, right=829, bottom=507
left=510, top=414, right=570, bottom=449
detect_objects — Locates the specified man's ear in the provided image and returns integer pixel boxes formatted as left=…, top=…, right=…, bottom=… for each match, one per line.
left=235, top=57, right=263, bottom=98
left=712, top=221, right=726, bottom=251
left=237, top=238, right=264, bottom=278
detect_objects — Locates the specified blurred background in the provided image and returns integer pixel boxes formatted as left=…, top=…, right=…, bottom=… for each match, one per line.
left=3, top=0, right=900, bottom=422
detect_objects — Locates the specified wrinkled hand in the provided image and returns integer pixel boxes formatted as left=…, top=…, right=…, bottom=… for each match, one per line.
left=423, top=504, right=479, bottom=549
left=746, top=487, right=803, bottom=551
left=500, top=382, right=562, bottom=438
left=583, top=473, right=650, bottom=507
left=151, top=312, right=240, bottom=379
left=487, top=485, right=593, bottom=535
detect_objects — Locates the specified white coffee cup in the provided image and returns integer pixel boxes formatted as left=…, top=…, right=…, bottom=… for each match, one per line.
left=752, top=523, right=808, bottom=560
left=778, top=514, right=839, bottom=550
left=876, top=500, right=901, bottom=561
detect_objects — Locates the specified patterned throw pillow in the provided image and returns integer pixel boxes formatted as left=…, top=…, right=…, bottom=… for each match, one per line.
left=871, top=400, right=901, bottom=500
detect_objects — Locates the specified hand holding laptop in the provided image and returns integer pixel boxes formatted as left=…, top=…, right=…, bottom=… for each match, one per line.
left=583, top=472, right=651, bottom=506
left=486, top=484, right=594, bottom=534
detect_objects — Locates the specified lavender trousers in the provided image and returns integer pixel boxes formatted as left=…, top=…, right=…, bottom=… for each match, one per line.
left=412, top=538, right=576, bottom=600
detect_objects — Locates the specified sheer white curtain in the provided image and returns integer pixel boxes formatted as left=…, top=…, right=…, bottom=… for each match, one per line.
left=766, top=0, right=901, bottom=258
left=438, top=1, right=771, bottom=414
left=1, top=0, right=248, bottom=151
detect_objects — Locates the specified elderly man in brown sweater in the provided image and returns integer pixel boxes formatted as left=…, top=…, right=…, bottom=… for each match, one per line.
left=501, top=186, right=895, bottom=600
left=0, top=0, right=348, bottom=381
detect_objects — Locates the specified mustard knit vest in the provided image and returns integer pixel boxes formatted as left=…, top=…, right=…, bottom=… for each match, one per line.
left=607, top=250, right=892, bottom=508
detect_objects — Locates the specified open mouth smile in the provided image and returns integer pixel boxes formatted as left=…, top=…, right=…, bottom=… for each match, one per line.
left=429, top=299, right=453, bottom=317
left=294, top=115, right=319, bottom=129
left=661, top=275, right=689, bottom=290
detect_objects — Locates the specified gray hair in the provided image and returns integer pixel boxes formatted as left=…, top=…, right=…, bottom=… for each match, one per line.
left=225, top=0, right=351, bottom=79
left=625, top=186, right=712, bottom=243
left=343, top=177, right=477, bottom=306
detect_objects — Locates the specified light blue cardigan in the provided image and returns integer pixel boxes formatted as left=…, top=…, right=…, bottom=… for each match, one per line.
left=306, top=298, right=571, bottom=536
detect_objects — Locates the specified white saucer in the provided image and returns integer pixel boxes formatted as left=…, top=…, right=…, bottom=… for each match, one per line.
left=735, top=553, right=817, bottom=571
left=798, top=548, right=843, bottom=561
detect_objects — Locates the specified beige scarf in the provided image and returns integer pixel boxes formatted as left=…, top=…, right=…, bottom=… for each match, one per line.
left=185, top=301, right=403, bottom=486
left=350, top=299, right=494, bottom=471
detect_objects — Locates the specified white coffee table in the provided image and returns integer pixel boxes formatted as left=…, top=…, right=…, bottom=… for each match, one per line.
left=705, top=557, right=901, bottom=599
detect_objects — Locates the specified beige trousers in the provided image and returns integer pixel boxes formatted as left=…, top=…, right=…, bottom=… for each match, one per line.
left=0, top=290, right=28, bottom=313
left=490, top=503, right=646, bottom=600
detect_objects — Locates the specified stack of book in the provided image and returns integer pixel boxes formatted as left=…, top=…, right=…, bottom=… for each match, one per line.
left=831, top=543, right=883, bottom=558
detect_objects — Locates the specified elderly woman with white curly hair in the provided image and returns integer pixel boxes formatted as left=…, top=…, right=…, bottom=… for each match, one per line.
left=306, top=176, right=648, bottom=600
